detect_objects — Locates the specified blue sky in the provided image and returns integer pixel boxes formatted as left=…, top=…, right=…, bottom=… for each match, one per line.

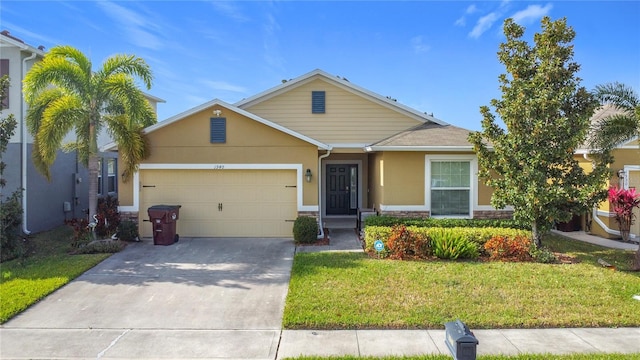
left=2, top=1, right=639, bottom=130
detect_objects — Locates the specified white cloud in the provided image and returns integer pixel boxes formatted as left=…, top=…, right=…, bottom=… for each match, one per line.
left=210, top=1, right=250, bottom=22
left=200, top=80, right=247, bottom=93
left=469, top=12, right=500, bottom=39
left=454, top=4, right=479, bottom=27
left=466, top=4, right=479, bottom=14
left=96, top=1, right=164, bottom=50
left=411, top=36, right=430, bottom=54
left=511, top=4, right=553, bottom=25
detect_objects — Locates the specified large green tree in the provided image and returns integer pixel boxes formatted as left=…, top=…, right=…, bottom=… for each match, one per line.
left=589, top=82, right=640, bottom=152
left=23, top=45, right=156, bottom=222
left=469, top=17, right=611, bottom=246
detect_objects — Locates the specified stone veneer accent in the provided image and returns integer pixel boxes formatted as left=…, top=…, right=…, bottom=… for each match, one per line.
left=379, top=211, right=431, bottom=218
left=473, top=210, right=514, bottom=219
left=376, top=210, right=514, bottom=220
left=119, top=211, right=139, bottom=223
left=297, top=211, right=319, bottom=220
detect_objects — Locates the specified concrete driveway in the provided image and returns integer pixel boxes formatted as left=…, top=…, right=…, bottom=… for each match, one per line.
left=0, top=237, right=295, bottom=359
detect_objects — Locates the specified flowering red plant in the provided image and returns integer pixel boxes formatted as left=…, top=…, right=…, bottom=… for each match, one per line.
left=608, top=186, right=640, bottom=241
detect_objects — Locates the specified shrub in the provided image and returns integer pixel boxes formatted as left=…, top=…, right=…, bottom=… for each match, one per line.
left=530, top=244, right=557, bottom=263
left=0, top=98, right=25, bottom=263
left=293, top=216, right=318, bottom=244
left=65, top=218, right=92, bottom=248
left=117, top=220, right=139, bottom=242
left=73, top=240, right=126, bottom=254
left=0, top=191, right=24, bottom=262
left=386, top=225, right=430, bottom=259
left=484, top=235, right=532, bottom=261
left=430, top=228, right=478, bottom=260
left=95, top=195, right=120, bottom=238
left=364, top=215, right=526, bottom=229
left=364, top=226, right=530, bottom=254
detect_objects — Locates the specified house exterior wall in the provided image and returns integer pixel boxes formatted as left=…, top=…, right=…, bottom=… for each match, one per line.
left=364, top=151, right=505, bottom=219
left=242, top=78, right=421, bottom=144
left=118, top=105, right=319, bottom=208
left=368, top=152, right=384, bottom=210
left=589, top=147, right=640, bottom=238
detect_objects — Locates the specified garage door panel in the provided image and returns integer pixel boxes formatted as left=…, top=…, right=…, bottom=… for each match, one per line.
left=140, top=169, right=298, bottom=238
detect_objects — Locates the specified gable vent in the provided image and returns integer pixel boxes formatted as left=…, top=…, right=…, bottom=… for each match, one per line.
left=210, top=117, right=226, bottom=143
left=312, top=91, right=325, bottom=114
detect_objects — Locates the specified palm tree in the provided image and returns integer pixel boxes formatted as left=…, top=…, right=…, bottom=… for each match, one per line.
left=23, top=45, right=156, bottom=223
left=589, top=82, right=640, bottom=152
left=590, top=82, right=640, bottom=270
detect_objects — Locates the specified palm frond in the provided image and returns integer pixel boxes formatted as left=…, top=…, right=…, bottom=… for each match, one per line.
left=593, top=82, right=639, bottom=111
left=25, top=87, right=66, bottom=136
left=23, top=57, right=88, bottom=104
left=106, top=115, right=148, bottom=182
left=99, top=54, right=153, bottom=90
left=103, top=73, right=157, bottom=127
left=30, top=137, right=51, bottom=180
left=36, top=95, right=85, bottom=167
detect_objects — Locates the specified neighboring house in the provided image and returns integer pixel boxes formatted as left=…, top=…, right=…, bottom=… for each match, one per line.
left=0, top=30, right=164, bottom=234
left=575, top=105, right=640, bottom=240
left=107, top=69, right=510, bottom=238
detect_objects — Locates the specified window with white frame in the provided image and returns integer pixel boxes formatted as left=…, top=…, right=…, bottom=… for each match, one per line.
left=429, top=159, right=472, bottom=217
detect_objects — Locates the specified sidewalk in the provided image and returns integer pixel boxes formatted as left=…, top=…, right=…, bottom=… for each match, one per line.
left=282, top=220, right=640, bottom=358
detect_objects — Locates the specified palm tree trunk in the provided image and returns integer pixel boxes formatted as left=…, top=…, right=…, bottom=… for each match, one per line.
left=88, top=118, right=99, bottom=224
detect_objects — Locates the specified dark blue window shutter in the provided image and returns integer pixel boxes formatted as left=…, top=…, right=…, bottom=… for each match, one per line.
left=312, top=91, right=325, bottom=114
left=210, top=117, right=226, bottom=143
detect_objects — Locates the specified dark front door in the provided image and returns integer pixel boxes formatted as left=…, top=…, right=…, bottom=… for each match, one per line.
left=326, top=164, right=357, bottom=215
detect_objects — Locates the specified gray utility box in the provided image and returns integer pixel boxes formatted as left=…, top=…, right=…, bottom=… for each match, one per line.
left=444, top=319, right=478, bottom=360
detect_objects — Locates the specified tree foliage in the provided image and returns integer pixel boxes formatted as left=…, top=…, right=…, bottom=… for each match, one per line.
left=468, top=17, right=611, bottom=246
left=23, top=45, right=156, bottom=221
left=0, top=75, right=25, bottom=262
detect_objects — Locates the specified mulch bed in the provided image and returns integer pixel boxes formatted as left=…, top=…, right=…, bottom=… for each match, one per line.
left=296, top=228, right=330, bottom=246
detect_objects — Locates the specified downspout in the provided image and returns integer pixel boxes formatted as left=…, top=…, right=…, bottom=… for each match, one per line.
left=583, top=153, right=632, bottom=238
left=21, top=51, right=37, bottom=235
left=317, top=149, right=331, bottom=239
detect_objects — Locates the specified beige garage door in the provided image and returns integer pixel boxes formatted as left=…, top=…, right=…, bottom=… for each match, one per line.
left=139, top=169, right=297, bottom=237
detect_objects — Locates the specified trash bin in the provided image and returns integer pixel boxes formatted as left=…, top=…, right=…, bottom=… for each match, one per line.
left=147, top=205, right=181, bottom=246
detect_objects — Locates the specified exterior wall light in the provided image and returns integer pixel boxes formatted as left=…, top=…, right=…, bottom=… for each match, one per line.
left=305, top=168, right=312, bottom=182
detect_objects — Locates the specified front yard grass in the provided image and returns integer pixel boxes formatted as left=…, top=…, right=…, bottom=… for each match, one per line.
left=283, top=234, right=640, bottom=329
left=0, top=226, right=111, bottom=323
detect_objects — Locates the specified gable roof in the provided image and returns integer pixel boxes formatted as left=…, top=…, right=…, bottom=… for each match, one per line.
left=0, top=30, right=46, bottom=56
left=100, top=99, right=330, bottom=151
left=366, top=122, right=474, bottom=151
left=235, top=69, right=448, bottom=126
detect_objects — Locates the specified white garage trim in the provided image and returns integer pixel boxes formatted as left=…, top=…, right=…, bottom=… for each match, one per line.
left=118, top=163, right=317, bottom=213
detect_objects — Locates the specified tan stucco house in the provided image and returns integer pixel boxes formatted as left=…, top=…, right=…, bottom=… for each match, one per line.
left=107, top=69, right=510, bottom=238
left=575, top=105, right=640, bottom=240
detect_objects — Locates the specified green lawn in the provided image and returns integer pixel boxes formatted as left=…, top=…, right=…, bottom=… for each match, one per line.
left=0, top=226, right=111, bottom=323
left=284, top=235, right=640, bottom=330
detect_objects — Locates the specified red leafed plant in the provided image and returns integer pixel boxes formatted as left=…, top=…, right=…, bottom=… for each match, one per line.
left=608, top=186, right=640, bottom=242
left=484, top=235, right=532, bottom=262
